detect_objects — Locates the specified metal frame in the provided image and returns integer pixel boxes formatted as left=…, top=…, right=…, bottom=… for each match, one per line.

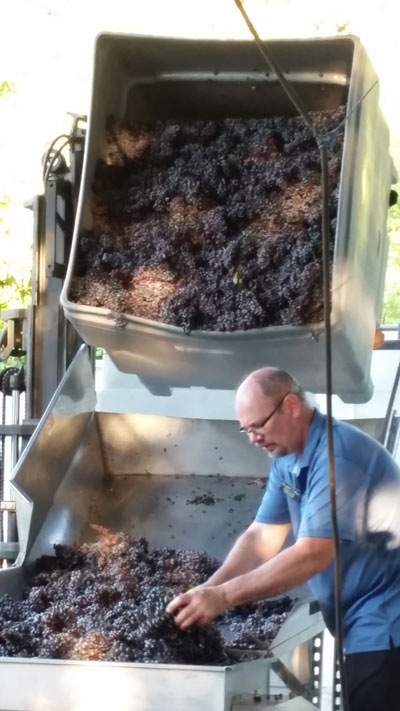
left=0, top=116, right=88, bottom=563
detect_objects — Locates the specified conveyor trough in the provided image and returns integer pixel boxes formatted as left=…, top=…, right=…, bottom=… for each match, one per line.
left=0, top=347, right=324, bottom=710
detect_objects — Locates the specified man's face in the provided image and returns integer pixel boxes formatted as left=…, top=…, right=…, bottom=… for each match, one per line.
left=236, top=384, right=297, bottom=459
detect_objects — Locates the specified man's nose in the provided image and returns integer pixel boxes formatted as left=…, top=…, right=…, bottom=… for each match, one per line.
left=248, top=431, right=261, bottom=445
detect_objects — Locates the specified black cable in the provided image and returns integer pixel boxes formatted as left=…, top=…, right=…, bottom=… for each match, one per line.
left=380, top=358, right=400, bottom=446
left=232, top=0, right=319, bottom=144
left=233, top=0, right=378, bottom=149
left=42, top=133, right=70, bottom=181
left=325, top=78, right=379, bottom=138
left=231, top=2, right=349, bottom=708
left=42, top=116, right=87, bottom=186
left=320, top=143, right=348, bottom=705
left=43, top=137, right=72, bottom=185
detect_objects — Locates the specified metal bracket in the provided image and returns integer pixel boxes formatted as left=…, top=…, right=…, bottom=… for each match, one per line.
left=270, top=659, right=313, bottom=702
left=45, top=176, right=73, bottom=279
left=0, top=309, right=27, bottom=360
left=0, top=501, right=16, bottom=512
left=0, top=541, right=19, bottom=561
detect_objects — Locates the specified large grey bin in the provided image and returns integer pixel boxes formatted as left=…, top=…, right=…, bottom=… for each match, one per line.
left=60, top=33, right=395, bottom=402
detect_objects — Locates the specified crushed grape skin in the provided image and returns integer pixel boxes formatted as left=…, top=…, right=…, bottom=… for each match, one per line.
left=70, top=110, right=345, bottom=332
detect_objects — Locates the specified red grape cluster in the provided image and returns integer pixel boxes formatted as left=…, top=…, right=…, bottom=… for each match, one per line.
left=0, top=529, right=292, bottom=663
left=70, top=109, right=344, bottom=331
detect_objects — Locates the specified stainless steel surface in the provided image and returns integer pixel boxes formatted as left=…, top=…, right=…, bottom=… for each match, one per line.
left=10, top=369, right=271, bottom=563
left=96, top=411, right=269, bottom=478
left=10, top=390, right=20, bottom=469
left=0, top=612, right=322, bottom=711
left=85, top=468, right=265, bottom=560
left=226, top=602, right=324, bottom=661
left=0, top=347, right=323, bottom=711
left=233, top=697, right=318, bottom=710
left=0, top=607, right=322, bottom=711
left=11, top=345, right=97, bottom=568
left=0, top=656, right=269, bottom=711
left=269, top=604, right=324, bottom=660
left=60, top=33, right=395, bottom=402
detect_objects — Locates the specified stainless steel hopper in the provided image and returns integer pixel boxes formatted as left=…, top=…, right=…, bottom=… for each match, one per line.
left=0, top=347, right=324, bottom=711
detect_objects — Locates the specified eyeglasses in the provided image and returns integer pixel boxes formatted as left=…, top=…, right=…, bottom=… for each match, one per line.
left=239, top=393, right=289, bottom=435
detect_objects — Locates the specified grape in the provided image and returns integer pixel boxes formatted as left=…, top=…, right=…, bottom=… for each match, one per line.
left=70, top=111, right=345, bottom=331
left=0, top=529, right=292, bottom=663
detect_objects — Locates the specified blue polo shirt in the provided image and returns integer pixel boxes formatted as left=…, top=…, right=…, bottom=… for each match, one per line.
left=255, top=408, right=400, bottom=653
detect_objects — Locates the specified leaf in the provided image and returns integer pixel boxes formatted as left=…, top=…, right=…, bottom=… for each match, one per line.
left=0, top=81, right=15, bottom=98
left=233, top=268, right=244, bottom=289
left=382, top=185, right=400, bottom=323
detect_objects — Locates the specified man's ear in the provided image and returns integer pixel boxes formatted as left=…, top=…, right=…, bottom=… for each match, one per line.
left=284, top=393, right=302, bottom=418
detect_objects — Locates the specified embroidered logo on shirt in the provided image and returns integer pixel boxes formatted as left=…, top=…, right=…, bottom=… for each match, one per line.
left=281, top=481, right=301, bottom=500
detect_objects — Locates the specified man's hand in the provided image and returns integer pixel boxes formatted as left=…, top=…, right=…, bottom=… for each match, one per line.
left=166, top=586, right=227, bottom=629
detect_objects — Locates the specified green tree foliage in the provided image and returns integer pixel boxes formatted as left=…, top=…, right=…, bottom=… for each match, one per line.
left=382, top=189, right=400, bottom=324
left=0, top=81, right=15, bottom=97
left=1, top=80, right=30, bottom=336
left=0, top=195, right=31, bottom=376
left=0, top=197, right=31, bottom=326
left=0, top=80, right=28, bottom=369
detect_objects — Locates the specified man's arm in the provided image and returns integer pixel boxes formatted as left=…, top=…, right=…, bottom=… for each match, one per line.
left=203, top=521, right=291, bottom=587
left=222, top=535, right=333, bottom=605
left=167, top=536, right=333, bottom=628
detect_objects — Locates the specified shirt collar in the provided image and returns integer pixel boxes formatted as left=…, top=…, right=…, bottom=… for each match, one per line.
left=291, top=408, right=326, bottom=476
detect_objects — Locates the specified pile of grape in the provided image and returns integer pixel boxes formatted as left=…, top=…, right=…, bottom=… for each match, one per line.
left=70, top=109, right=344, bottom=331
left=0, top=527, right=292, bottom=663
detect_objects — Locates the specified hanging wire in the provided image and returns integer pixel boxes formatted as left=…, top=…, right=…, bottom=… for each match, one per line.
left=42, top=134, right=69, bottom=177
left=233, top=0, right=319, bottom=143
left=43, top=137, right=72, bottom=186
left=233, top=0, right=379, bottom=146
left=231, top=0, right=351, bottom=707
left=41, top=115, right=87, bottom=188
left=320, top=143, right=348, bottom=707
left=325, top=78, right=379, bottom=138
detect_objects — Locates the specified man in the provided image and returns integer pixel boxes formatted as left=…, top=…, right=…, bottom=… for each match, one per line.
left=167, top=367, right=400, bottom=711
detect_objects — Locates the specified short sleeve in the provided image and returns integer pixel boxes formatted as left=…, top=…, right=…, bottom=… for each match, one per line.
left=255, top=463, right=291, bottom=524
left=298, top=455, right=368, bottom=540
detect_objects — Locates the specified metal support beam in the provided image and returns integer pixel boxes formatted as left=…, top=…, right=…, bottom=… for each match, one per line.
left=270, top=659, right=313, bottom=702
left=24, top=189, right=83, bottom=421
left=0, top=542, right=19, bottom=561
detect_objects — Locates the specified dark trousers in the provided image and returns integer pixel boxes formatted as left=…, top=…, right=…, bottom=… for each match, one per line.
left=345, top=647, right=400, bottom=711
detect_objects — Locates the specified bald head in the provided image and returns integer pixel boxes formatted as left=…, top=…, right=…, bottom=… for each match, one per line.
left=236, top=368, right=305, bottom=404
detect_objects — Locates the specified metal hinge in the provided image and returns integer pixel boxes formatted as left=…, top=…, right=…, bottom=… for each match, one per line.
left=0, top=501, right=16, bottom=512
